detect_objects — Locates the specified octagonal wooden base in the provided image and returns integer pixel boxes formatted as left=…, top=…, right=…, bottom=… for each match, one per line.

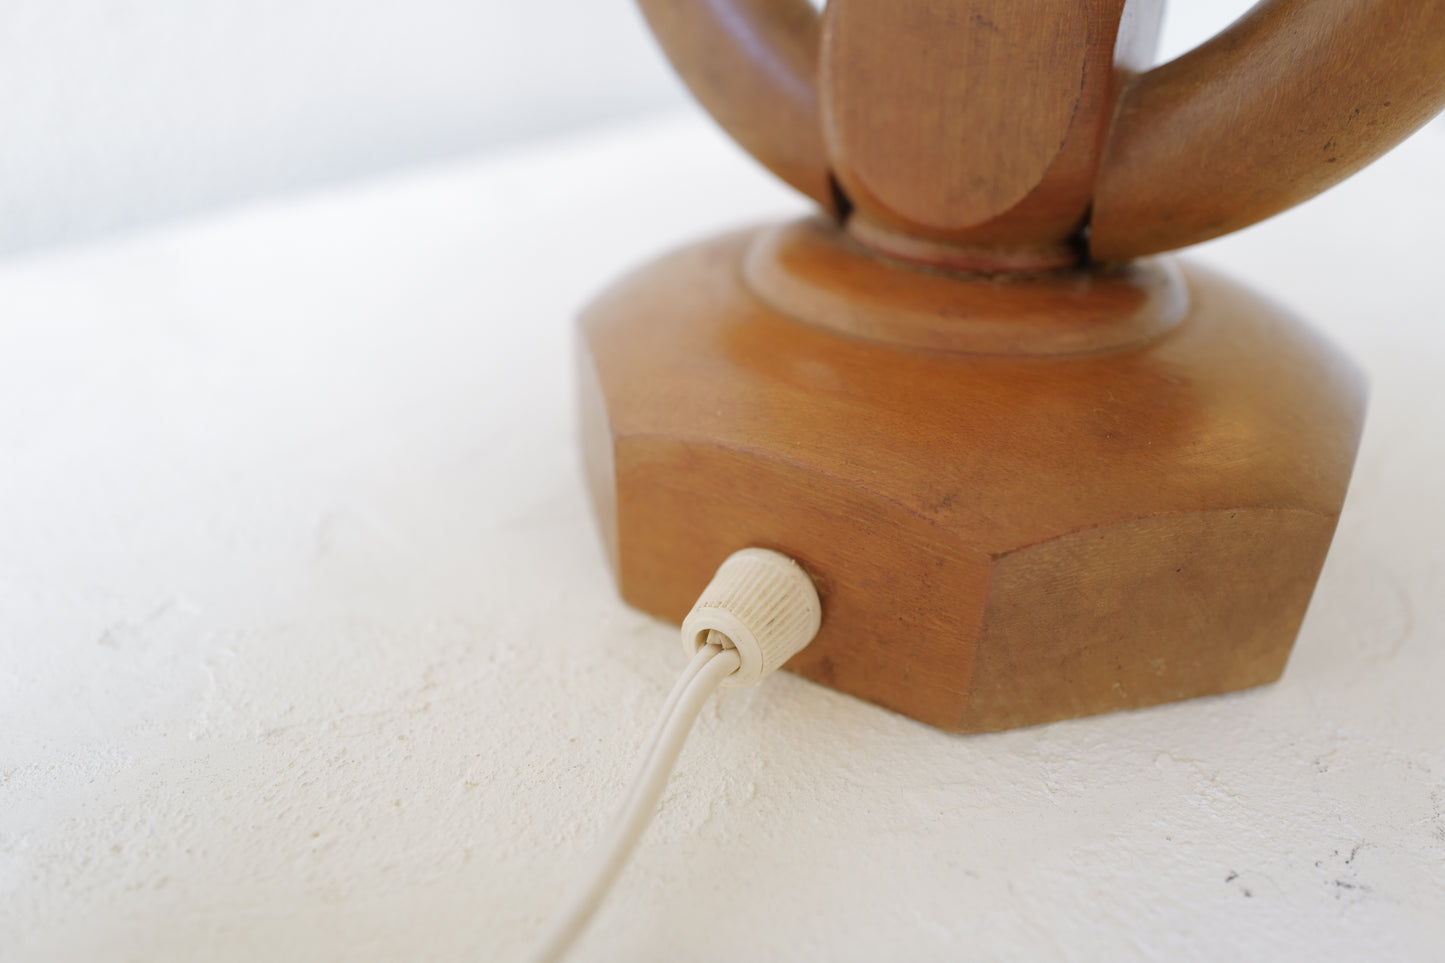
left=578, top=220, right=1366, bottom=733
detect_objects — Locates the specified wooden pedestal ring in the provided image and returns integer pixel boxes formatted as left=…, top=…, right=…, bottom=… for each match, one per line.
left=742, top=219, right=1188, bottom=358
left=578, top=0, right=1445, bottom=732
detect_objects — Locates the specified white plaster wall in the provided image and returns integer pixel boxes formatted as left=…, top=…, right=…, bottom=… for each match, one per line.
left=0, top=0, right=687, bottom=256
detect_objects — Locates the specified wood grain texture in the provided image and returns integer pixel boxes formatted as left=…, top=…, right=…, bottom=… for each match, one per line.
left=819, top=0, right=1161, bottom=270
left=637, top=0, right=834, bottom=210
left=579, top=226, right=1366, bottom=732
left=1091, top=0, right=1445, bottom=260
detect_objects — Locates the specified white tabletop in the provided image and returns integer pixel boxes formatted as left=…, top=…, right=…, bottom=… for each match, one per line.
left=3, top=114, right=1443, bottom=961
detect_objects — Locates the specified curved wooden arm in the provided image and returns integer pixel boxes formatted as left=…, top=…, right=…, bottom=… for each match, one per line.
left=637, top=0, right=834, bottom=211
left=1090, top=0, right=1445, bottom=261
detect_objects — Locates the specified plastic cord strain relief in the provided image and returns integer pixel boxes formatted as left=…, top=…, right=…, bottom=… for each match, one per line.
left=679, top=548, right=823, bottom=687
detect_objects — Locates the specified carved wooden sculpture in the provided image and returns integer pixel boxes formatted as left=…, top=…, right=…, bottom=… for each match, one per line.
left=579, top=1, right=1445, bottom=732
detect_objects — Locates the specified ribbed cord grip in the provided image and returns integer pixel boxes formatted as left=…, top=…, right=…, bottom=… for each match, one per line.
left=679, top=548, right=823, bottom=687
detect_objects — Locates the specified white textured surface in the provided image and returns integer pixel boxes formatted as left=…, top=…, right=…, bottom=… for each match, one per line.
left=2, top=115, right=1443, bottom=961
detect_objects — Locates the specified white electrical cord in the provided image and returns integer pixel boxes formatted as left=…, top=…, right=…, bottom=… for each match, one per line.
left=527, top=549, right=823, bottom=963
left=527, top=639, right=738, bottom=963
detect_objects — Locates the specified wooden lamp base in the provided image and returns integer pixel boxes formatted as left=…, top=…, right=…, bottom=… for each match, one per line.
left=579, top=219, right=1365, bottom=733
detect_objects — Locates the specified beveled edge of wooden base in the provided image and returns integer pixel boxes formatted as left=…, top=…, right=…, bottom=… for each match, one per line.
left=579, top=224, right=1367, bottom=734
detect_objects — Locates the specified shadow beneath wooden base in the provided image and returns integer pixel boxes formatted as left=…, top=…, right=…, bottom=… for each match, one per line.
left=578, top=220, right=1366, bottom=733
